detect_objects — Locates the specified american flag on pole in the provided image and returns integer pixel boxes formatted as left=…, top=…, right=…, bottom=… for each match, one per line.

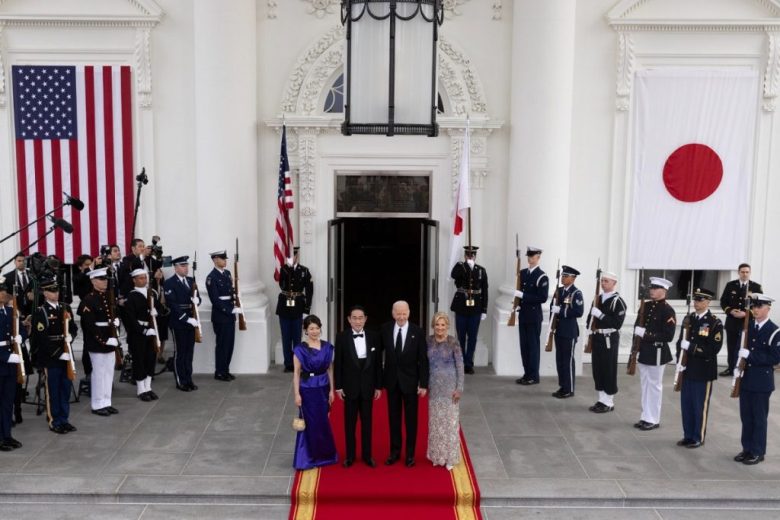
left=11, top=65, right=135, bottom=264
left=273, top=125, right=294, bottom=282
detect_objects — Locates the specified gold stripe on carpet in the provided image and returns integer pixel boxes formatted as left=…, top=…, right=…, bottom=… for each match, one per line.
left=452, top=443, right=478, bottom=520
left=292, top=467, right=320, bottom=520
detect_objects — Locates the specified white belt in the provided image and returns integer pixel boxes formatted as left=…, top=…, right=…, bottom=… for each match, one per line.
left=137, top=320, right=149, bottom=326
left=596, top=329, right=617, bottom=334
left=95, top=322, right=109, bottom=327
left=0, top=341, right=7, bottom=346
left=219, top=296, right=232, bottom=301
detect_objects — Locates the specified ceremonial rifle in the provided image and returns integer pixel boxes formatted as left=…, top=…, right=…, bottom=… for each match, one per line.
left=148, top=289, right=161, bottom=354
left=584, top=259, right=601, bottom=354
left=106, top=264, right=123, bottom=368
left=673, top=275, right=694, bottom=392
left=192, top=252, right=203, bottom=343
left=234, top=238, right=247, bottom=331
left=544, top=259, right=561, bottom=352
left=626, top=268, right=646, bottom=376
left=730, top=281, right=752, bottom=398
left=63, top=309, right=77, bottom=381
left=507, top=234, right=521, bottom=327
left=11, top=286, right=25, bottom=385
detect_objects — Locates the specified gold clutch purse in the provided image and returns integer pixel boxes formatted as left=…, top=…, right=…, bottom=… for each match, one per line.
left=292, top=417, right=306, bottom=432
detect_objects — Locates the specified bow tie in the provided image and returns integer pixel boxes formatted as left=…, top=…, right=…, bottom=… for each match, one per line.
left=352, top=333, right=364, bottom=338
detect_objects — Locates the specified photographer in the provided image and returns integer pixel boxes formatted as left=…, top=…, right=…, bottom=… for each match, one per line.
left=118, top=239, right=146, bottom=299
left=73, top=255, right=94, bottom=300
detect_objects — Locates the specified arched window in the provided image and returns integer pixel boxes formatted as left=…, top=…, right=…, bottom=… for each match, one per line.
left=324, top=73, right=446, bottom=115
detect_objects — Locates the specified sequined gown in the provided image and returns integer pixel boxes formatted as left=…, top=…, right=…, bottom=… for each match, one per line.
left=426, top=334, right=464, bottom=467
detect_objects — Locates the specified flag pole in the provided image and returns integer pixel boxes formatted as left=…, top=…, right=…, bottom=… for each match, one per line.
left=466, top=115, right=472, bottom=249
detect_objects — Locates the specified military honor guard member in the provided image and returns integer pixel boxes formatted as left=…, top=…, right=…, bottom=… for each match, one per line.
left=164, top=256, right=202, bottom=391
left=450, top=245, right=488, bottom=375
left=334, top=305, right=383, bottom=468
left=0, top=283, right=25, bottom=451
left=675, top=288, right=723, bottom=448
left=30, top=278, right=78, bottom=434
left=513, top=246, right=549, bottom=385
left=206, top=250, right=242, bottom=381
left=719, top=263, right=762, bottom=377
left=734, top=294, right=780, bottom=465
left=633, top=277, right=677, bottom=431
left=276, top=247, right=313, bottom=373
left=550, top=266, right=583, bottom=398
left=79, top=268, right=120, bottom=417
left=587, top=271, right=626, bottom=413
left=123, top=269, right=166, bottom=401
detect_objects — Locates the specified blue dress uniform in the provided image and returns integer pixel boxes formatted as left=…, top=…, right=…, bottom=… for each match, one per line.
left=164, top=257, right=201, bottom=391
left=0, top=290, right=27, bottom=450
left=206, top=251, right=237, bottom=380
left=30, top=280, right=79, bottom=434
left=276, top=250, right=313, bottom=372
left=719, top=278, right=762, bottom=375
left=450, top=246, right=488, bottom=373
left=736, top=294, right=780, bottom=464
left=674, top=289, right=723, bottom=447
left=515, top=247, right=549, bottom=385
left=551, top=266, right=583, bottom=397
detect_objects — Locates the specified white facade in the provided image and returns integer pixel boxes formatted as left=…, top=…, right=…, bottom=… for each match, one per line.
left=1, top=0, right=778, bottom=375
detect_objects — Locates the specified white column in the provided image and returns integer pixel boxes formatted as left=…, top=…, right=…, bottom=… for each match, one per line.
left=191, top=0, right=270, bottom=373
left=493, top=0, right=577, bottom=376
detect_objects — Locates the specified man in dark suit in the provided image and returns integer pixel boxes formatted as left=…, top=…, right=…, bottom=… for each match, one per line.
left=334, top=305, right=382, bottom=468
left=719, top=263, right=763, bottom=376
left=118, top=238, right=146, bottom=299
left=735, top=294, right=780, bottom=465
left=381, top=300, right=429, bottom=468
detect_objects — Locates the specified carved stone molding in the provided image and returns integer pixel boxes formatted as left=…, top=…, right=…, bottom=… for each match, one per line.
left=438, top=37, right=488, bottom=115
left=615, top=31, right=634, bottom=111
left=446, top=126, right=492, bottom=192
left=293, top=127, right=321, bottom=245
left=492, top=1, right=503, bottom=20
left=443, top=0, right=469, bottom=17
left=303, top=0, right=340, bottom=18
left=267, top=1, right=278, bottom=19
left=764, top=32, right=780, bottom=111
left=0, top=0, right=164, bottom=28
left=134, top=27, right=153, bottom=108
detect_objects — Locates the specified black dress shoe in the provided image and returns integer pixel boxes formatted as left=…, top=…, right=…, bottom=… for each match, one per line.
left=588, top=403, right=599, bottom=412
left=743, top=454, right=765, bottom=465
left=464, top=367, right=475, bottom=375
left=719, top=368, right=733, bottom=377
left=639, top=422, right=659, bottom=431
left=284, top=366, right=294, bottom=373
left=734, top=451, right=750, bottom=462
left=0, top=442, right=12, bottom=451
left=515, top=377, right=527, bottom=385
left=176, top=384, right=191, bottom=392
left=519, top=378, right=539, bottom=386
left=554, top=391, right=574, bottom=399
left=149, top=391, right=159, bottom=400
left=63, top=423, right=77, bottom=432
left=49, top=425, right=67, bottom=434
left=676, top=438, right=693, bottom=447
left=106, top=406, right=119, bottom=415
left=92, top=408, right=111, bottom=417
left=214, top=373, right=230, bottom=381
left=686, top=441, right=702, bottom=449
left=385, top=454, right=399, bottom=466
left=139, top=393, right=153, bottom=402
left=364, top=458, right=376, bottom=468
left=405, top=457, right=415, bottom=468
left=342, top=458, right=354, bottom=468
left=592, top=402, right=614, bottom=413
left=634, top=420, right=647, bottom=429
left=188, top=383, right=198, bottom=391
left=5, top=437, right=22, bottom=449
left=227, top=373, right=236, bottom=380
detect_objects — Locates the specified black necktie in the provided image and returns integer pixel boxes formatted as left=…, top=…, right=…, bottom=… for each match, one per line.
left=395, top=328, right=403, bottom=356
left=353, top=333, right=364, bottom=338
left=181, top=278, right=189, bottom=289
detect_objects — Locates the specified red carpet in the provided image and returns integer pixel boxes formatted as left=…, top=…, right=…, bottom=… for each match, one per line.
left=290, top=394, right=481, bottom=520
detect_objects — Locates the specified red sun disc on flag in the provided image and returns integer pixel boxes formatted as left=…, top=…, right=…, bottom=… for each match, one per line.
left=662, top=143, right=723, bottom=202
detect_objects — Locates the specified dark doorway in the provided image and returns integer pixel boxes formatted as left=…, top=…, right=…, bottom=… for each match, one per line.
left=327, top=218, right=439, bottom=336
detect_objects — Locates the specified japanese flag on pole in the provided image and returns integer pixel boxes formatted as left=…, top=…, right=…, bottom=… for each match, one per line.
left=627, top=68, right=759, bottom=270
left=449, top=121, right=471, bottom=271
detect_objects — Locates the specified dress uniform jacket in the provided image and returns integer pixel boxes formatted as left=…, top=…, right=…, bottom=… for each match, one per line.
left=164, top=275, right=201, bottom=330
left=123, top=288, right=166, bottom=340
left=742, top=320, right=780, bottom=393
left=554, top=285, right=584, bottom=339
left=275, top=264, right=313, bottom=319
left=30, top=302, right=78, bottom=369
left=206, top=268, right=236, bottom=324
left=79, top=291, right=116, bottom=354
left=635, top=299, right=676, bottom=365
left=720, top=280, right=763, bottom=333
left=516, top=266, right=549, bottom=324
left=675, top=310, right=723, bottom=381
left=591, top=293, right=627, bottom=332
left=450, top=262, right=488, bottom=316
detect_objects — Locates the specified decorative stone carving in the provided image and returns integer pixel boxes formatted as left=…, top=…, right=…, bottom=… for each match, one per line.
left=303, top=0, right=340, bottom=18
left=438, top=37, right=488, bottom=114
left=446, top=126, right=492, bottom=191
left=268, top=1, right=278, bottom=19
left=443, top=0, right=469, bottom=17
left=492, top=0, right=503, bottom=20
left=294, top=128, right=319, bottom=244
left=615, top=31, right=634, bottom=111
left=764, top=32, right=780, bottom=111
left=135, top=27, right=153, bottom=108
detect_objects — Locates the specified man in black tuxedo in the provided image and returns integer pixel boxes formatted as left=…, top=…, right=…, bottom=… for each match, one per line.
left=719, top=263, right=763, bottom=376
left=381, top=300, right=429, bottom=468
left=334, top=305, right=382, bottom=468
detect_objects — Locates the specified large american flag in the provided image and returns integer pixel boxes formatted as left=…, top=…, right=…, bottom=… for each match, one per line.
left=273, top=125, right=294, bottom=282
left=12, top=65, right=135, bottom=264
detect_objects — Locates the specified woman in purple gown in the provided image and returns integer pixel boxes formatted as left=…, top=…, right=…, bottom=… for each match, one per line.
left=293, top=315, right=338, bottom=470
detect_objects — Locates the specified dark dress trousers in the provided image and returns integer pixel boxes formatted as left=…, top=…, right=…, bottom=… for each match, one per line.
left=516, top=266, right=549, bottom=381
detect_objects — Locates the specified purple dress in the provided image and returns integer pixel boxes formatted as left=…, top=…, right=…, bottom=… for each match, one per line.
left=293, top=341, right=338, bottom=470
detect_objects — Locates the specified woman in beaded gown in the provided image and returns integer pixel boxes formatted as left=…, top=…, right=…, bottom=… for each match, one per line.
left=426, top=311, right=465, bottom=470
left=292, top=315, right=338, bottom=470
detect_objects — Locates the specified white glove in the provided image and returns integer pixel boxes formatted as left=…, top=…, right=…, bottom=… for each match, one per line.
left=286, top=257, right=294, bottom=267
left=106, top=337, right=119, bottom=347
left=590, top=307, right=603, bottom=320
left=112, top=318, right=120, bottom=328
left=680, top=340, right=690, bottom=351
left=191, top=296, right=199, bottom=305
left=634, top=326, right=646, bottom=338
left=738, top=348, right=750, bottom=360
left=514, top=290, right=524, bottom=299
left=480, top=313, right=487, bottom=321
left=676, top=362, right=686, bottom=373
left=733, top=369, right=742, bottom=378
left=232, top=307, right=242, bottom=315
left=13, top=335, right=23, bottom=345
left=151, top=307, right=158, bottom=317
left=145, top=328, right=158, bottom=337
left=59, top=352, right=71, bottom=361
left=6, top=353, right=21, bottom=364
left=551, top=305, right=561, bottom=315
left=65, top=335, right=73, bottom=344
left=187, top=318, right=199, bottom=328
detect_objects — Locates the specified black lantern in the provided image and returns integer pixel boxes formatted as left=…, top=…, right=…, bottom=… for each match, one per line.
left=341, top=0, right=444, bottom=137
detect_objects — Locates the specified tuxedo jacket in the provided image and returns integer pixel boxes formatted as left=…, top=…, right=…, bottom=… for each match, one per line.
left=334, top=328, right=382, bottom=399
left=380, top=321, right=429, bottom=395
